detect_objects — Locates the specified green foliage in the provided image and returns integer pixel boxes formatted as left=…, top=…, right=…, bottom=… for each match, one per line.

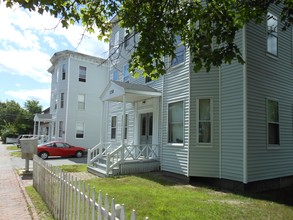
left=0, top=100, right=42, bottom=142
left=3, top=0, right=293, bottom=77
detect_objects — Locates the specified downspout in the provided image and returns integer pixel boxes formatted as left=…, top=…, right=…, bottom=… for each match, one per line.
left=160, top=74, right=165, bottom=166
left=64, top=57, right=71, bottom=143
left=121, top=95, right=126, bottom=146
left=121, top=95, right=126, bottom=162
left=219, top=66, right=222, bottom=179
left=243, top=25, right=248, bottom=184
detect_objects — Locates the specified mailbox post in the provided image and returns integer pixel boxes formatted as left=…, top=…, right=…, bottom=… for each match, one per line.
left=20, top=138, right=38, bottom=172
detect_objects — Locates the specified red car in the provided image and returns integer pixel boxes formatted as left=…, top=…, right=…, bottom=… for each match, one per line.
left=37, top=141, right=87, bottom=159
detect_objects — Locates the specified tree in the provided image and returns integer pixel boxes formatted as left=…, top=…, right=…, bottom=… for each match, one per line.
left=4, top=0, right=293, bottom=78
left=22, top=100, right=43, bottom=134
left=0, top=100, right=42, bottom=142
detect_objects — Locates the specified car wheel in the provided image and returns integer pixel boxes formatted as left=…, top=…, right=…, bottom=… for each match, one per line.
left=39, top=152, right=49, bottom=160
left=75, top=151, right=83, bottom=158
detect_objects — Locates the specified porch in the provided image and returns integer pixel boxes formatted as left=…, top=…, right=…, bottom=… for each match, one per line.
left=87, top=143, right=160, bottom=177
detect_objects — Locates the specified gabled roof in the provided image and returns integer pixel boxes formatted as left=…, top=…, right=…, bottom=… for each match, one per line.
left=100, top=81, right=161, bottom=102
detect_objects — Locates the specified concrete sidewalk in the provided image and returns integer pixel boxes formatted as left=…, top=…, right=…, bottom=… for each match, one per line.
left=0, top=143, right=38, bottom=220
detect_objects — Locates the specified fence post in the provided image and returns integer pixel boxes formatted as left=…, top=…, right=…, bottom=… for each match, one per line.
left=92, top=188, right=96, bottom=220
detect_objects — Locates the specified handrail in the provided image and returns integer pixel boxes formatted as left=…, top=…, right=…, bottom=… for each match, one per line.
left=105, top=144, right=159, bottom=175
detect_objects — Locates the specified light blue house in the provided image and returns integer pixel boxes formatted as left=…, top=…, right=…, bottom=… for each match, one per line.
left=88, top=5, right=293, bottom=191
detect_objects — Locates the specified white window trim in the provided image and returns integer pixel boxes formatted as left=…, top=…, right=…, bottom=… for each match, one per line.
left=170, top=36, right=185, bottom=68
left=78, top=94, right=86, bottom=111
left=58, top=121, right=63, bottom=138
left=266, top=98, right=280, bottom=149
left=196, top=97, right=213, bottom=147
left=266, top=12, right=278, bottom=57
left=76, top=122, right=85, bottom=139
left=167, top=100, right=184, bottom=146
left=123, top=63, right=130, bottom=82
left=79, top=66, right=87, bottom=82
left=111, top=116, right=117, bottom=140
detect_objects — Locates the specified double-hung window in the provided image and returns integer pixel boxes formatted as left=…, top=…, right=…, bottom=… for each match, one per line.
left=76, top=122, right=84, bottom=139
left=197, top=98, right=212, bottom=144
left=111, top=116, right=117, bottom=139
left=79, top=66, right=86, bottom=82
left=171, top=36, right=185, bottom=67
left=113, top=69, right=119, bottom=81
left=60, top=93, right=64, bottom=108
left=114, top=31, right=119, bottom=54
left=62, top=64, right=66, bottom=80
left=267, top=99, right=279, bottom=145
left=168, top=101, right=184, bottom=144
left=124, top=114, right=128, bottom=139
left=58, top=121, right=63, bottom=137
left=78, top=94, right=85, bottom=110
left=123, top=64, right=130, bottom=82
left=267, top=12, right=278, bottom=56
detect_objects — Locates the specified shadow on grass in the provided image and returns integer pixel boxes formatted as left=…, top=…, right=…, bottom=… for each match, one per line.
left=135, top=171, right=293, bottom=207
left=245, top=186, right=293, bottom=206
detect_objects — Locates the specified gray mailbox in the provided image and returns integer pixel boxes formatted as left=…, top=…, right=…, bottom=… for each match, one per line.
left=20, top=138, right=38, bottom=159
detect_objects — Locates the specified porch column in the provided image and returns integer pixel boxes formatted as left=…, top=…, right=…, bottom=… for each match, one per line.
left=38, top=121, right=41, bottom=136
left=33, top=121, right=37, bottom=135
left=100, top=101, right=105, bottom=144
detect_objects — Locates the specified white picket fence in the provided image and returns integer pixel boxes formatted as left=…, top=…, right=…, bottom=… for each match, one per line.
left=33, top=155, right=148, bottom=220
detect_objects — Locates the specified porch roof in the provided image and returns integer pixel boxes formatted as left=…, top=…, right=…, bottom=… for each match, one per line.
left=34, top=113, right=52, bottom=122
left=101, top=81, right=161, bottom=102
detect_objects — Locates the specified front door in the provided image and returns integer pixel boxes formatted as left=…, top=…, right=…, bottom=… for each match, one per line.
left=140, top=113, right=153, bottom=144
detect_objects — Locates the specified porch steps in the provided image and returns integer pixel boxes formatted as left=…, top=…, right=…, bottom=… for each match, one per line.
left=87, top=159, right=160, bottom=177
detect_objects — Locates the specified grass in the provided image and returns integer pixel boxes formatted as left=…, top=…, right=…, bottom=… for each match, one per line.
left=58, top=164, right=87, bottom=172
left=6, top=145, right=19, bottom=150
left=6, top=145, right=21, bottom=157
left=25, top=186, right=54, bottom=220
left=80, top=172, right=293, bottom=220
left=25, top=164, right=293, bottom=219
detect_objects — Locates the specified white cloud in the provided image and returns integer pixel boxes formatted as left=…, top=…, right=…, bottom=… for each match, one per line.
left=0, top=49, right=52, bottom=83
left=5, top=88, right=51, bottom=107
left=0, top=4, right=109, bottom=108
left=43, top=36, right=58, bottom=50
left=0, top=4, right=109, bottom=84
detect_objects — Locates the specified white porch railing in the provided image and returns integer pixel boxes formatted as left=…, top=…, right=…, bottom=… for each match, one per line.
left=88, top=143, right=159, bottom=176
left=106, top=144, right=159, bottom=176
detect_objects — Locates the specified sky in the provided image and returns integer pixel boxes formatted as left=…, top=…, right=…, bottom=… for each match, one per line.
left=0, top=3, right=109, bottom=110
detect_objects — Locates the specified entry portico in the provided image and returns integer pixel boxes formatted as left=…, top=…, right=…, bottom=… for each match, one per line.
left=87, top=81, right=161, bottom=176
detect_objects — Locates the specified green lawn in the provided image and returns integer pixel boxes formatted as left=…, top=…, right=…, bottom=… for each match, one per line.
left=83, top=172, right=293, bottom=220
left=58, top=164, right=87, bottom=172
left=26, top=164, right=293, bottom=220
